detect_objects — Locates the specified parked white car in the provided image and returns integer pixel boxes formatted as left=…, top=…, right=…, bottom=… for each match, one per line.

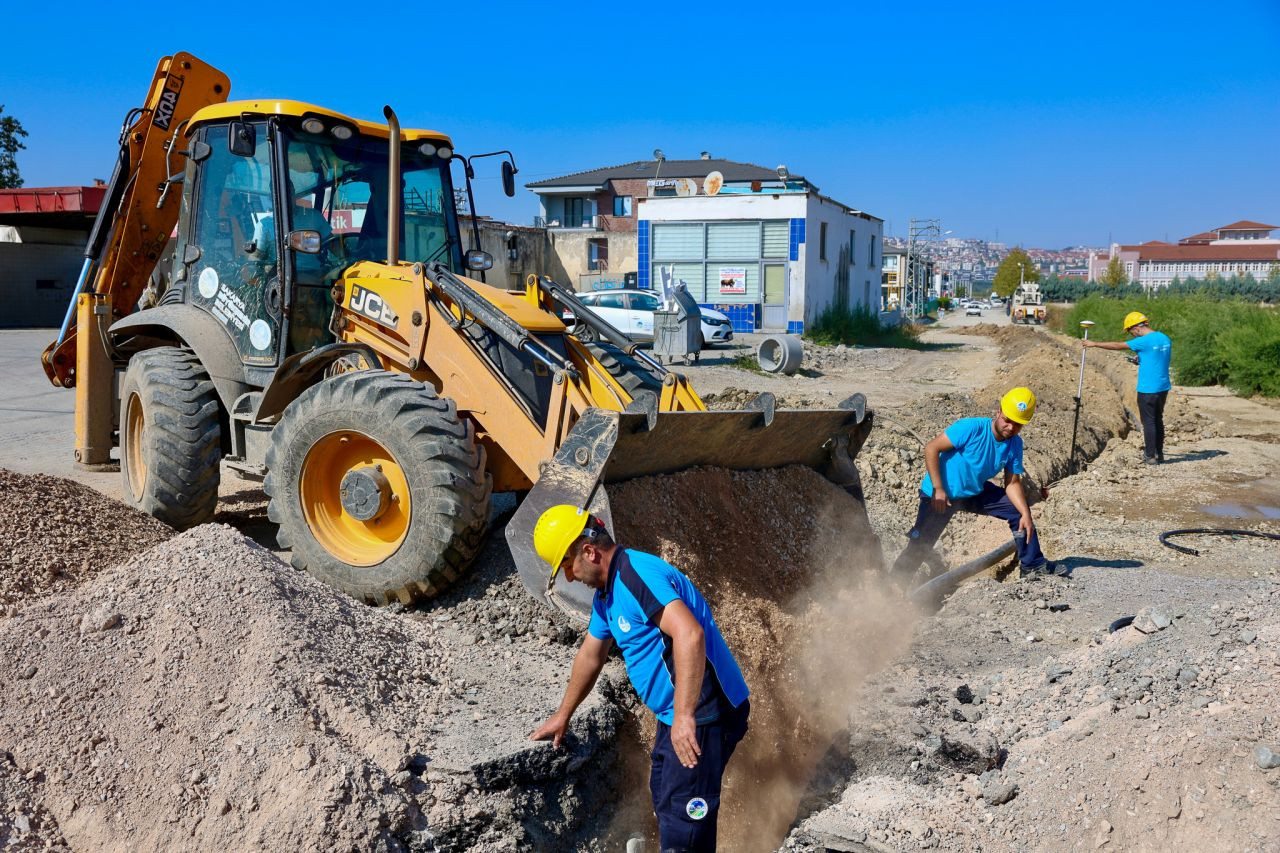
left=965, top=303, right=983, bottom=316
left=567, top=289, right=734, bottom=347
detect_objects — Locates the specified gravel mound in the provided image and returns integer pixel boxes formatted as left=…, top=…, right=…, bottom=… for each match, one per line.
left=0, top=468, right=172, bottom=609
left=0, top=524, right=467, bottom=851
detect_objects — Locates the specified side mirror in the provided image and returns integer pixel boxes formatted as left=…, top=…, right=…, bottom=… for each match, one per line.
left=287, top=230, right=322, bottom=254
left=501, top=161, right=517, bottom=198
left=228, top=121, right=256, bottom=157
left=465, top=249, right=493, bottom=271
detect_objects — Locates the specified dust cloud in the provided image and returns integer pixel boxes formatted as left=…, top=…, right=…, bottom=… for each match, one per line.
left=611, top=465, right=921, bottom=850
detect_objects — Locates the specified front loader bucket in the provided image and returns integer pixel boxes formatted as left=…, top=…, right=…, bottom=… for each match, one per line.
left=505, top=399, right=873, bottom=621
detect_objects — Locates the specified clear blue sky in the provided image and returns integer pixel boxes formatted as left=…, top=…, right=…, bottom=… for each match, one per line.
left=3, top=1, right=1277, bottom=247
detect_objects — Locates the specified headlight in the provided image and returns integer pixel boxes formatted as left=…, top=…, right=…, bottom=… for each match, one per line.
left=331, top=125, right=353, bottom=140
left=418, top=142, right=437, bottom=157
left=437, top=146, right=453, bottom=160
left=301, top=117, right=325, bottom=134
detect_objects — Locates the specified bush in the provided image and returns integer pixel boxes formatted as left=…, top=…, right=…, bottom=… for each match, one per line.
left=804, top=305, right=924, bottom=349
left=1063, top=295, right=1280, bottom=396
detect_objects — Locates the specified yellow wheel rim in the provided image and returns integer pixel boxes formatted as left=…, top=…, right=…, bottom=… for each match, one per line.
left=125, top=392, right=147, bottom=501
left=300, top=431, right=411, bottom=566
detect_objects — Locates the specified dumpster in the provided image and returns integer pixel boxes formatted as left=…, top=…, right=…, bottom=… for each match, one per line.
left=653, top=283, right=702, bottom=364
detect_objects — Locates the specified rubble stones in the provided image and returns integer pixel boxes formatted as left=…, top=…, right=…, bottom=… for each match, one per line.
left=981, top=780, right=1019, bottom=805
left=1254, top=746, right=1280, bottom=771
left=1132, top=607, right=1173, bottom=634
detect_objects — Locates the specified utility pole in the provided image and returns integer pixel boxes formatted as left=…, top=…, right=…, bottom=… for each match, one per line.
left=906, top=218, right=942, bottom=321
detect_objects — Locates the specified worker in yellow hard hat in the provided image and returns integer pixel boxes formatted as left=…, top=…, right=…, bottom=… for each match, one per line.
left=890, top=387, right=1060, bottom=581
left=529, top=505, right=750, bottom=850
left=1084, top=311, right=1172, bottom=464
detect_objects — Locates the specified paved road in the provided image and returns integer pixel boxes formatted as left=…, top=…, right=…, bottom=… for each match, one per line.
left=0, top=329, right=121, bottom=493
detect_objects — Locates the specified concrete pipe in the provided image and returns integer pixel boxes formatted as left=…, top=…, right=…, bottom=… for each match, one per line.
left=757, top=334, right=804, bottom=375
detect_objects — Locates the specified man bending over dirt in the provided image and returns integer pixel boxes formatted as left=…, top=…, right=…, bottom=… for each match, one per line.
left=890, top=387, right=1059, bottom=583
left=530, top=505, right=750, bottom=852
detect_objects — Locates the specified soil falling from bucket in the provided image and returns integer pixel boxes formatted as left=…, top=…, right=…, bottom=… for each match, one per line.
left=609, top=465, right=918, bottom=851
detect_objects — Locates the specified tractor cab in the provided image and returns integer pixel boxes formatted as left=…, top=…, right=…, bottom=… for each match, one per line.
left=169, top=102, right=464, bottom=368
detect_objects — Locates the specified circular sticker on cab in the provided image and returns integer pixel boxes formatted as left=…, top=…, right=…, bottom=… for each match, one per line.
left=249, top=319, right=272, bottom=351
left=198, top=267, right=219, bottom=299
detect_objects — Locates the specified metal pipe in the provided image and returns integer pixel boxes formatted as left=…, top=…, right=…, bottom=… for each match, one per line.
left=909, top=540, right=1017, bottom=609
left=55, top=258, right=94, bottom=348
left=383, top=105, right=401, bottom=266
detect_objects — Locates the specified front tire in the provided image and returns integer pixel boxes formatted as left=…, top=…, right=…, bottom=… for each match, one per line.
left=264, top=371, right=491, bottom=605
left=119, top=347, right=222, bottom=529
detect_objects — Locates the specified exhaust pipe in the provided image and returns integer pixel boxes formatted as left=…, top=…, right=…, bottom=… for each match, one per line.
left=383, top=105, right=401, bottom=266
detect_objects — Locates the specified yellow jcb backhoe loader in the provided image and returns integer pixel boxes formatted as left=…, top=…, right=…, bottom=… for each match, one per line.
left=42, top=52, right=874, bottom=620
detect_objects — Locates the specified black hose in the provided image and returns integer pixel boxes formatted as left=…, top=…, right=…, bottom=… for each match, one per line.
left=1159, top=527, right=1280, bottom=557
left=1108, top=615, right=1135, bottom=633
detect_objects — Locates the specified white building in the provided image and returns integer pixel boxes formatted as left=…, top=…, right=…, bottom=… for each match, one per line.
left=1088, top=220, right=1280, bottom=289
left=638, top=190, right=882, bottom=333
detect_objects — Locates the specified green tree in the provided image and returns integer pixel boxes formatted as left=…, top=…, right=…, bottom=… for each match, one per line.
left=1268, top=265, right=1280, bottom=286
left=993, top=248, right=1039, bottom=298
left=1100, top=256, right=1128, bottom=288
left=0, top=105, right=27, bottom=189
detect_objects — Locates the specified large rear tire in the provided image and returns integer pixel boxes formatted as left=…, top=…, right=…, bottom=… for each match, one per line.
left=264, top=370, right=491, bottom=605
left=119, top=347, right=222, bottom=529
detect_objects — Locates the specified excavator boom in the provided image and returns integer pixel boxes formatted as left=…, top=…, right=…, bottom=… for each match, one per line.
left=41, top=53, right=229, bottom=389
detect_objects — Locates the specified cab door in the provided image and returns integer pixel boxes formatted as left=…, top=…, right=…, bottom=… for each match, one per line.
left=176, top=121, right=282, bottom=366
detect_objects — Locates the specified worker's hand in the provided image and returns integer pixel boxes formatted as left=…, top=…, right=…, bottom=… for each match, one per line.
left=670, top=713, right=701, bottom=769
left=1017, top=513, right=1036, bottom=543
left=529, top=713, right=570, bottom=748
left=931, top=489, right=951, bottom=514
left=1082, top=339, right=1095, bottom=349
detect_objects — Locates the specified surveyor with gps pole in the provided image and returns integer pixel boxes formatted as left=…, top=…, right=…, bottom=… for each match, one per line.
left=890, top=387, right=1059, bottom=582
left=1083, top=311, right=1172, bottom=464
left=529, top=506, right=750, bottom=852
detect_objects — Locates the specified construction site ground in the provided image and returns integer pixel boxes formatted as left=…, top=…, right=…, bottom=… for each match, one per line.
left=2, top=315, right=1278, bottom=851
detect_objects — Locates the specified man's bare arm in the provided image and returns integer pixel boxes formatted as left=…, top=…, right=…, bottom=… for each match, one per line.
left=530, top=633, right=613, bottom=747
left=1083, top=340, right=1131, bottom=351
left=924, top=431, right=957, bottom=512
left=656, top=599, right=706, bottom=768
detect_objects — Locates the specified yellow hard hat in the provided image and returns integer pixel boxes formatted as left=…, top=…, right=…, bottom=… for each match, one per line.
left=534, top=504, right=590, bottom=580
left=1122, top=311, right=1149, bottom=331
left=1000, top=387, right=1037, bottom=425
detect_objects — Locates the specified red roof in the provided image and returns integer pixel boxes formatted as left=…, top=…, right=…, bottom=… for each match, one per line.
left=1179, top=231, right=1217, bottom=244
left=1119, top=243, right=1280, bottom=261
left=0, top=186, right=106, bottom=215
left=1214, top=220, right=1278, bottom=232
left=1140, top=240, right=1171, bottom=246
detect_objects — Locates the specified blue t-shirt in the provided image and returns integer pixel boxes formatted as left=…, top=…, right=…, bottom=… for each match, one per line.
left=1127, top=330, right=1172, bottom=394
left=920, top=416, right=1025, bottom=499
left=588, top=549, right=749, bottom=725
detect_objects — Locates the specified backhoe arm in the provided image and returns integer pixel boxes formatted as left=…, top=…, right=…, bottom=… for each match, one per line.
left=41, top=52, right=229, bottom=388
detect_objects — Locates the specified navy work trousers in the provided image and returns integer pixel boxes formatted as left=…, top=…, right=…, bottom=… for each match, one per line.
left=891, top=482, right=1046, bottom=575
left=650, top=700, right=750, bottom=852
left=1136, top=390, right=1168, bottom=461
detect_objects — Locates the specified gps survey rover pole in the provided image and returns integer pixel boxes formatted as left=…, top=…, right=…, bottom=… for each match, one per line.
left=1068, top=320, right=1095, bottom=475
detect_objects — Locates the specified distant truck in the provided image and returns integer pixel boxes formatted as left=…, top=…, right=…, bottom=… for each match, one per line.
left=1011, top=282, right=1046, bottom=325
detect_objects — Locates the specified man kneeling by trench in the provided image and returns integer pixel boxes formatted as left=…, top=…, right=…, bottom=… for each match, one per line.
left=891, top=387, right=1058, bottom=582
left=530, top=505, right=750, bottom=852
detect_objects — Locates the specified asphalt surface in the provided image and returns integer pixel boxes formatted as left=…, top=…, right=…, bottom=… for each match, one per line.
left=0, top=329, right=118, bottom=494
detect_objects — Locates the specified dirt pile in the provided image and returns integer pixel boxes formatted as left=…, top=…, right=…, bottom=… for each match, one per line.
left=0, top=469, right=172, bottom=609
left=785, top=571, right=1280, bottom=852
left=0, top=523, right=624, bottom=852
left=609, top=466, right=913, bottom=851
